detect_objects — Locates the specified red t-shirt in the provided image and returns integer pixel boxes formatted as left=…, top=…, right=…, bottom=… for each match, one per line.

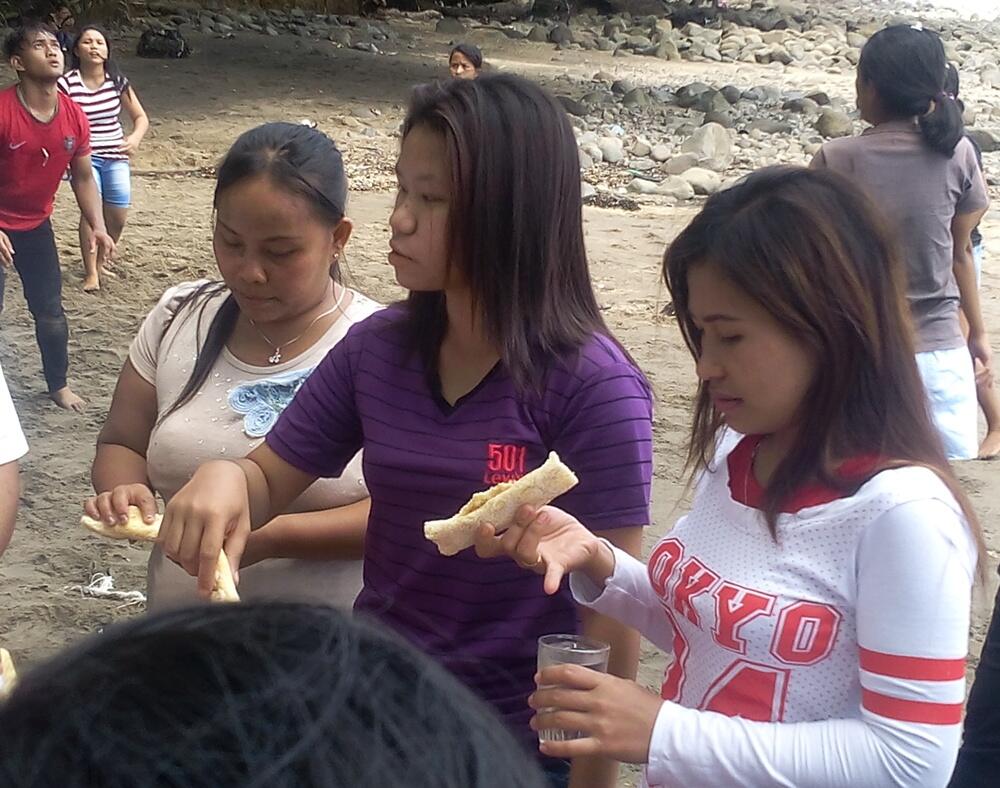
left=0, top=85, right=91, bottom=231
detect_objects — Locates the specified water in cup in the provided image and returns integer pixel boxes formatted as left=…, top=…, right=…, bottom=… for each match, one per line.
left=536, top=634, right=610, bottom=742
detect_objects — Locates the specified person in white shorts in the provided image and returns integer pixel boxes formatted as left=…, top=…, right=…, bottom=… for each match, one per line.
left=812, top=26, right=989, bottom=460
left=0, top=360, right=28, bottom=558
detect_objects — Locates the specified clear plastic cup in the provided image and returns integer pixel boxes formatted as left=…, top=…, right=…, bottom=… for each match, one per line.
left=536, top=634, right=610, bottom=742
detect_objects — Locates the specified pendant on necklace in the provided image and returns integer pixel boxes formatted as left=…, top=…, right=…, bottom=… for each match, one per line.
left=268, top=349, right=282, bottom=364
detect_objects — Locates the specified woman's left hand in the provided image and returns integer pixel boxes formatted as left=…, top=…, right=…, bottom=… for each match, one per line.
left=529, top=664, right=663, bottom=763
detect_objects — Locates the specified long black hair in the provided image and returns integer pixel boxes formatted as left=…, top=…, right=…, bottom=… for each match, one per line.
left=0, top=603, right=548, bottom=787
left=664, top=166, right=984, bottom=572
left=858, top=25, right=964, bottom=156
left=69, top=24, right=128, bottom=93
left=401, top=74, right=638, bottom=393
left=159, top=122, right=348, bottom=421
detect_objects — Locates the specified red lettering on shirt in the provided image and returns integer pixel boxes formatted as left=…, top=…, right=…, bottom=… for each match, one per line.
left=483, top=443, right=526, bottom=483
left=671, top=558, right=720, bottom=627
left=700, top=659, right=791, bottom=722
left=713, top=582, right=777, bottom=654
left=659, top=605, right=689, bottom=701
left=648, top=538, right=685, bottom=599
left=770, top=600, right=842, bottom=666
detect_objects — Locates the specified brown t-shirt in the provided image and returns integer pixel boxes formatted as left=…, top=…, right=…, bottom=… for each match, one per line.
left=129, top=280, right=381, bottom=611
left=812, top=120, right=989, bottom=352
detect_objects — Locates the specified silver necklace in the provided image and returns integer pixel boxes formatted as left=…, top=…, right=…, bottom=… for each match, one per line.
left=745, top=437, right=764, bottom=502
left=248, top=286, right=347, bottom=365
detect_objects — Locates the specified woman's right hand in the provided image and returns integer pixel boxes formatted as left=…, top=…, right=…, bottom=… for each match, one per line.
left=160, top=460, right=252, bottom=596
left=474, top=505, right=615, bottom=595
left=84, top=483, right=158, bottom=526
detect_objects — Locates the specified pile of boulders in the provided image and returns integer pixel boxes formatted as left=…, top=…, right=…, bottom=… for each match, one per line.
left=140, top=2, right=400, bottom=54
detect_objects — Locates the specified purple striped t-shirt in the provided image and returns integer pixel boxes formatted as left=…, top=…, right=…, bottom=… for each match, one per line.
left=267, top=306, right=653, bottom=752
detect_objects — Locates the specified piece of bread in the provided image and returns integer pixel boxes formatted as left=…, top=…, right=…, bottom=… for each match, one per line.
left=0, top=647, right=16, bottom=700
left=81, top=506, right=240, bottom=603
left=81, top=506, right=162, bottom=541
left=424, top=452, right=578, bottom=556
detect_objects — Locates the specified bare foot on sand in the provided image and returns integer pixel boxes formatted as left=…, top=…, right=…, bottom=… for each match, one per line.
left=979, top=431, right=1000, bottom=460
left=82, top=275, right=100, bottom=292
left=50, top=387, right=86, bottom=412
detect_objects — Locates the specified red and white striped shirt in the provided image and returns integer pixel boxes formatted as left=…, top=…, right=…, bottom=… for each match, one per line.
left=58, top=69, right=128, bottom=160
left=572, top=433, right=976, bottom=787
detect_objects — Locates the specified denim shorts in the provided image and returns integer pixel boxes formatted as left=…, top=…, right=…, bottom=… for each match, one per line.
left=91, top=156, right=132, bottom=208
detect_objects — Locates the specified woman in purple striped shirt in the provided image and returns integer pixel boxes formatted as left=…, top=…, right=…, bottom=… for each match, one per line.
left=157, top=74, right=654, bottom=788
left=59, top=26, right=148, bottom=291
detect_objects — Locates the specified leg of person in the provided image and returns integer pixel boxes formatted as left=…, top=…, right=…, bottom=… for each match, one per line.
left=948, top=589, right=1000, bottom=786
left=9, top=220, right=84, bottom=411
left=970, top=244, right=1000, bottom=458
left=914, top=347, right=979, bottom=460
left=101, top=159, right=132, bottom=248
left=79, top=157, right=105, bottom=292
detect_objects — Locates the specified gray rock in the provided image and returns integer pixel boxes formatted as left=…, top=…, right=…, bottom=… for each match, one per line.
left=656, top=176, right=695, bottom=200
left=557, top=96, right=589, bottom=117
left=580, top=142, right=603, bottom=163
left=675, top=82, right=712, bottom=109
left=549, top=23, right=573, bottom=45
left=611, top=79, right=634, bottom=95
left=846, top=31, right=867, bottom=48
left=721, top=85, right=742, bottom=105
left=783, top=97, right=819, bottom=115
left=579, top=149, right=595, bottom=170
left=328, top=29, right=351, bottom=46
left=981, top=65, right=1000, bottom=89
left=679, top=123, right=733, bottom=172
left=815, top=108, right=853, bottom=138
left=664, top=153, right=699, bottom=174
left=805, top=91, right=830, bottom=107
left=704, top=111, right=735, bottom=129
left=968, top=128, right=1000, bottom=153
left=528, top=25, right=549, bottom=43
left=742, top=85, right=783, bottom=104
left=629, top=158, right=658, bottom=172
left=703, top=44, right=723, bottom=61
left=681, top=167, right=722, bottom=195
left=581, top=181, right=597, bottom=200
left=435, top=18, right=465, bottom=34
left=696, top=90, right=731, bottom=115
left=749, top=118, right=794, bottom=134
left=597, top=136, right=626, bottom=163
left=626, top=34, right=652, bottom=49
left=650, top=144, right=672, bottom=162
left=767, top=44, right=793, bottom=65
left=631, top=139, right=652, bottom=157
left=627, top=177, right=660, bottom=195
left=656, top=39, right=681, bottom=60
left=622, top=88, right=649, bottom=109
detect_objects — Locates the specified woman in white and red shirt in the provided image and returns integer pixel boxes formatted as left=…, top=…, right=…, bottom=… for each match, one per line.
left=477, top=166, right=985, bottom=787
left=59, top=25, right=148, bottom=292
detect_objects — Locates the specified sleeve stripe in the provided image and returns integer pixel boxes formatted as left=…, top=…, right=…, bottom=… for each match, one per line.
left=861, top=689, right=964, bottom=725
left=859, top=647, right=966, bottom=680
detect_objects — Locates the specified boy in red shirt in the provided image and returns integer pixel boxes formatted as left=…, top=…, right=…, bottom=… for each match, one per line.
left=0, top=23, right=115, bottom=411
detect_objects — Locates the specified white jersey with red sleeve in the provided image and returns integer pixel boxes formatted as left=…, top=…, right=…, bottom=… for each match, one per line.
left=571, top=436, right=976, bottom=788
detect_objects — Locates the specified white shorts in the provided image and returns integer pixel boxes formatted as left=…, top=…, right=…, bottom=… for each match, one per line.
left=916, top=346, right=978, bottom=460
